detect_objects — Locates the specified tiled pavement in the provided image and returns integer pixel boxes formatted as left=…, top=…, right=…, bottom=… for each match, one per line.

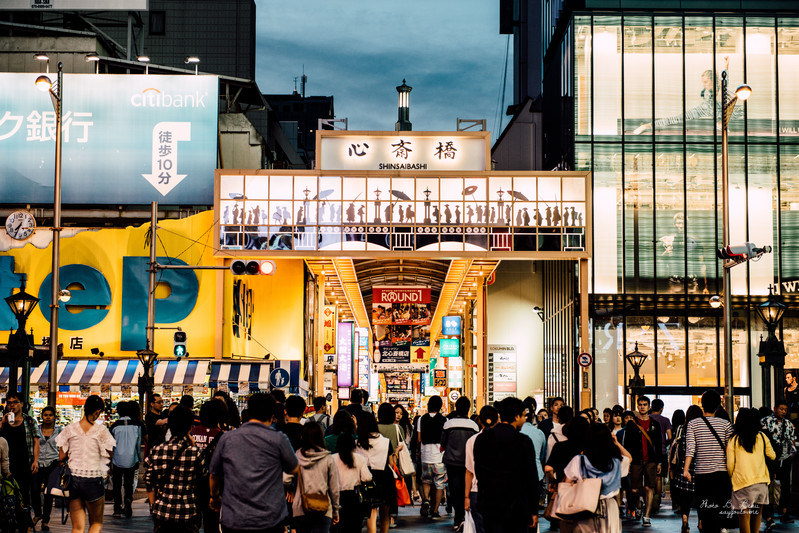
left=41, top=495, right=798, bottom=532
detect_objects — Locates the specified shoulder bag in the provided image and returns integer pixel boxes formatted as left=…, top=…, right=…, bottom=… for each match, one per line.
left=297, top=464, right=330, bottom=514
left=554, top=456, right=602, bottom=521
left=395, top=425, right=415, bottom=476
left=700, top=416, right=727, bottom=452
left=45, top=459, right=72, bottom=497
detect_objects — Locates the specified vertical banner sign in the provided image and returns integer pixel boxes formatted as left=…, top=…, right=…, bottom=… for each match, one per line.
left=353, top=330, right=360, bottom=388
left=323, top=305, right=337, bottom=361
left=337, top=321, right=354, bottom=388
left=487, top=345, right=517, bottom=402
left=447, top=357, right=463, bottom=388
left=357, top=327, right=370, bottom=392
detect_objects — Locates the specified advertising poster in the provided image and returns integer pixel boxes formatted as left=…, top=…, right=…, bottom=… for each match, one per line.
left=372, top=287, right=432, bottom=327
left=0, top=74, right=218, bottom=205
left=412, top=325, right=430, bottom=346
left=377, top=346, right=411, bottom=364
left=391, top=325, right=412, bottom=345
left=447, top=357, right=463, bottom=388
left=433, top=369, right=448, bottom=388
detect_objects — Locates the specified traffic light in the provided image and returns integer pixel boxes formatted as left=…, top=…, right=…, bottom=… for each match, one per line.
left=230, top=260, right=276, bottom=276
left=717, top=243, right=772, bottom=264
left=173, top=331, right=187, bottom=359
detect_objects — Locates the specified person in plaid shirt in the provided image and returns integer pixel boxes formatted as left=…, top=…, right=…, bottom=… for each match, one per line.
left=144, top=406, right=204, bottom=533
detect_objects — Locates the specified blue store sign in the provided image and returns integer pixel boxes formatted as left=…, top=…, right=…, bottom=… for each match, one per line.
left=0, top=73, right=218, bottom=205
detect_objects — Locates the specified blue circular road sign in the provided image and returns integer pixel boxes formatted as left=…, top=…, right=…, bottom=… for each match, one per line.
left=270, top=368, right=290, bottom=388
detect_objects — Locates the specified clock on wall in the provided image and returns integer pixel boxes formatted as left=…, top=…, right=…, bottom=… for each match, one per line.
left=5, top=210, right=36, bottom=240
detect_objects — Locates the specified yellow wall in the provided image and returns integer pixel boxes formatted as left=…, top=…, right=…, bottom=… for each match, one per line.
left=2, top=211, right=306, bottom=361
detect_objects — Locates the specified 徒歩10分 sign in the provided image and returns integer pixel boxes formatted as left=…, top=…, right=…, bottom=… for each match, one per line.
left=0, top=73, right=218, bottom=205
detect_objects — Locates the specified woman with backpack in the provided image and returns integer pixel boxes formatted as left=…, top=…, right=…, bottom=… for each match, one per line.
left=670, top=404, right=702, bottom=533
left=109, top=401, right=142, bottom=519
left=332, top=432, right=372, bottom=532
left=356, top=412, right=395, bottom=533
left=727, top=408, right=776, bottom=533
left=291, top=422, right=340, bottom=533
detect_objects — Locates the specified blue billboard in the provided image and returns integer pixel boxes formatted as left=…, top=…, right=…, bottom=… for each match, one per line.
left=0, top=73, right=218, bottom=205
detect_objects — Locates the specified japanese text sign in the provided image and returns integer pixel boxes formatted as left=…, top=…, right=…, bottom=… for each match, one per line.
left=0, top=73, right=218, bottom=204
left=319, top=132, right=489, bottom=171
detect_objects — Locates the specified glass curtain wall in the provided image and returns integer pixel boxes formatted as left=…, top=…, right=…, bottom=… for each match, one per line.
left=574, top=14, right=799, bottom=394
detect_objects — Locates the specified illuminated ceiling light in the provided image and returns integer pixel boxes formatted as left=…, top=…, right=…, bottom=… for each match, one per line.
left=137, top=55, right=150, bottom=62
left=84, top=53, right=100, bottom=62
left=735, top=84, right=752, bottom=102
left=184, top=55, right=200, bottom=64
left=34, top=53, right=50, bottom=62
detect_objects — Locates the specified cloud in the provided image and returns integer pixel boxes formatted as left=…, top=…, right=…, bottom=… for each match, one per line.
left=254, top=0, right=511, bottom=133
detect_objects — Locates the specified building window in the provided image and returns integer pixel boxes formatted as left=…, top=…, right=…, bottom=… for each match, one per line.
left=149, top=11, right=165, bottom=36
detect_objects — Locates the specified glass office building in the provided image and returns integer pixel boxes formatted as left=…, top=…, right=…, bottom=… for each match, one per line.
left=543, top=7, right=799, bottom=407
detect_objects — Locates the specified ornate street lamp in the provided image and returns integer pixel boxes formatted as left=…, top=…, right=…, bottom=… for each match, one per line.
left=136, top=342, right=158, bottom=416
left=626, top=342, right=648, bottom=401
left=756, top=284, right=787, bottom=406
left=4, top=279, right=40, bottom=409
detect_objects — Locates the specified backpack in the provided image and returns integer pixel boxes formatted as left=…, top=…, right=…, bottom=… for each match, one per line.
left=311, top=413, right=331, bottom=431
left=111, top=418, right=141, bottom=469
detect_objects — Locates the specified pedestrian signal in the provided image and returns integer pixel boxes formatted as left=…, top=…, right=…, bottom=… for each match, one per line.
left=173, top=331, right=187, bottom=358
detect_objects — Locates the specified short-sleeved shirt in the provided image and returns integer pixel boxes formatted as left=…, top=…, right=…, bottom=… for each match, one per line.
left=56, top=421, right=116, bottom=478
left=649, top=413, right=672, bottom=455
left=417, top=413, right=446, bottom=464
left=146, top=410, right=167, bottom=449
left=209, top=421, right=298, bottom=530
left=189, top=425, right=221, bottom=452
left=685, top=416, right=732, bottom=475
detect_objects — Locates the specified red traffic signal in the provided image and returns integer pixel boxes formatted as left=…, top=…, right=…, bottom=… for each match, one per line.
left=230, top=260, right=276, bottom=275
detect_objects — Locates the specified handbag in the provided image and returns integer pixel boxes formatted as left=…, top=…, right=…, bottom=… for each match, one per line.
left=543, top=491, right=559, bottom=521
left=554, top=456, right=602, bottom=521
left=395, top=426, right=415, bottom=476
left=394, top=465, right=411, bottom=506
left=297, top=466, right=330, bottom=514
left=45, top=460, right=72, bottom=497
left=357, top=479, right=381, bottom=508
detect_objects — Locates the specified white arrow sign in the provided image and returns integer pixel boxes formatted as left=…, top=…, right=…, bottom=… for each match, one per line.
left=142, top=121, right=191, bottom=196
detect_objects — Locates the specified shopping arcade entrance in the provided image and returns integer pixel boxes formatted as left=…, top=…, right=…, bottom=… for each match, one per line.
left=213, top=131, right=594, bottom=408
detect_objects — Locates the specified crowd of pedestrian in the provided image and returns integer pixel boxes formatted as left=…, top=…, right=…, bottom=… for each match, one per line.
left=0, top=384, right=797, bottom=533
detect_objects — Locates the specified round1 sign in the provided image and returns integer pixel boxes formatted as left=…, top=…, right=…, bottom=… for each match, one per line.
left=449, top=390, right=461, bottom=402
left=577, top=352, right=593, bottom=368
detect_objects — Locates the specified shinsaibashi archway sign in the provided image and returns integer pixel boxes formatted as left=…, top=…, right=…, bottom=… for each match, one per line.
left=214, top=131, right=591, bottom=259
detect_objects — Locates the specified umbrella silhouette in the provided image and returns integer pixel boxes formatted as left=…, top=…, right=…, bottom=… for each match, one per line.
left=508, top=190, right=529, bottom=201
left=390, top=189, right=411, bottom=201
left=462, top=185, right=478, bottom=196
left=313, top=189, right=335, bottom=200
left=229, top=193, right=247, bottom=200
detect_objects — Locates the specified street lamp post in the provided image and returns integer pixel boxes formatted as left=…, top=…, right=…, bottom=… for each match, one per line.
left=626, top=341, right=648, bottom=405
left=4, top=279, right=40, bottom=411
left=720, top=68, right=752, bottom=414
left=35, top=62, right=64, bottom=409
left=756, top=284, right=787, bottom=407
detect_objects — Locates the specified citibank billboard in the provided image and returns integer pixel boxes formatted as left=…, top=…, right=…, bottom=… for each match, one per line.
left=0, top=74, right=218, bottom=204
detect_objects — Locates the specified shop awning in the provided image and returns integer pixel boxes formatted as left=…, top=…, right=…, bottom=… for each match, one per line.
left=0, top=359, right=209, bottom=386
left=209, top=361, right=274, bottom=387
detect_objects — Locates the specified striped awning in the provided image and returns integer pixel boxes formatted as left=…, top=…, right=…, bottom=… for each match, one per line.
left=208, top=362, right=274, bottom=387
left=153, top=360, right=209, bottom=385
left=209, top=361, right=308, bottom=395
left=0, top=359, right=208, bottom=386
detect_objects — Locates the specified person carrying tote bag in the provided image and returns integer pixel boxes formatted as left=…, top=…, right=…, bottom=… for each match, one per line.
left=558, top=424, right=631, bottom=533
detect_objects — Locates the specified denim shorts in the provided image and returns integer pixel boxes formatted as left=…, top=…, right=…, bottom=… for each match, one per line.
left=69, top=476, right=105, bottom=502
